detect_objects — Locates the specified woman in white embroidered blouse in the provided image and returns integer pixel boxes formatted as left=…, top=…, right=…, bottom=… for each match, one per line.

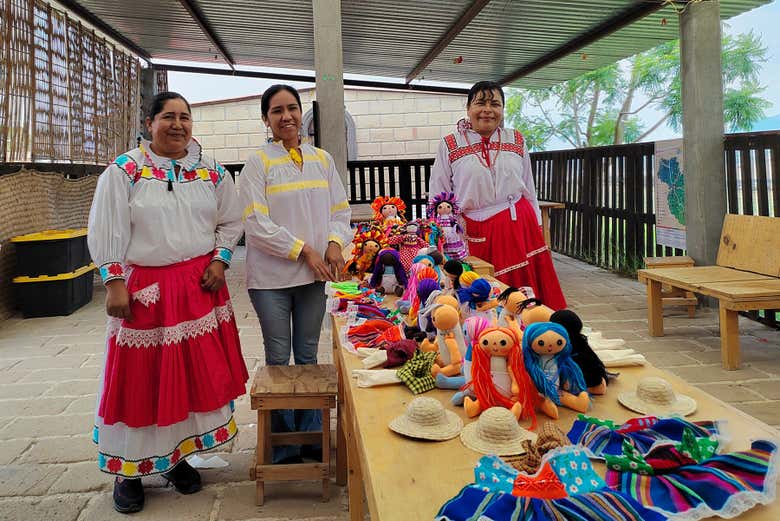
left=239, top=84, right=353, bottom=463
left=87, top=92, right=248, bottom=513
left=428, top=81, right=566, bottom=310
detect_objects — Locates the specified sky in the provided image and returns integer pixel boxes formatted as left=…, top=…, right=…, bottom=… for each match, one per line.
left=169, top=1, right=780, bottom=145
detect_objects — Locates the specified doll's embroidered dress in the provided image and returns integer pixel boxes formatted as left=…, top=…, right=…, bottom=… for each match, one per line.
left=87, top=138, right=248, bottom=477
left=429, top=125, right=566, bottom=309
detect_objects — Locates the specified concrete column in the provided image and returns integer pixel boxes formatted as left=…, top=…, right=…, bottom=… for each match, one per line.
left=139, top=67, right=156, bottom=141
left=680, top=0, right=726, bottom=265
left=312, top=0, right=348, bottom=185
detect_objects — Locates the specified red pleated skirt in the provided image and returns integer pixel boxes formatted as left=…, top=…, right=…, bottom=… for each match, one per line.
left=463, top=198, right=567, bottom=310
left=99, top=254, right=248, bottom=428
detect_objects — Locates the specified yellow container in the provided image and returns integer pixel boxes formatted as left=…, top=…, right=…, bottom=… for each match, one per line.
left=10, top=228, right=91, bottom=277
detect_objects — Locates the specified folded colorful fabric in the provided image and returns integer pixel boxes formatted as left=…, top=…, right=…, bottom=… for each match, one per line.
left=567, top=414, right=721, bottom=458
left=604, top=428, right=719, bottom=475
left=397, top=349, right=438, bottom=394
left=606, top=439, right=778, bottom=521
left=434, top=485, right=668, bottom=521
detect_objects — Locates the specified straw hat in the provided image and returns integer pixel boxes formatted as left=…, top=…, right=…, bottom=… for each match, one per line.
left=389, top=397, right=463, bottom=441
left=618, top=376, right=697, bottom=416
left=460, top=407, right=537, bottom=456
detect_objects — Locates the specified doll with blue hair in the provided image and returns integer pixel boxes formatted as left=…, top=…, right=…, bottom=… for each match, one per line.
left=522, top=322, right=590, bottom=420
left=457, top=277, right=499, bottom=322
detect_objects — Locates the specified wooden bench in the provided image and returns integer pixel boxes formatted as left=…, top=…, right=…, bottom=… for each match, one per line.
left=638, top=256, right=698, bottom=318
left=637, top=214, right=780, bottom=370
left=249, top=364, right=338, bottom=505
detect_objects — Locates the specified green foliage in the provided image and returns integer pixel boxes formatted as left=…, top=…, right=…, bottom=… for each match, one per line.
left=505, top=30, right=769, bottom=149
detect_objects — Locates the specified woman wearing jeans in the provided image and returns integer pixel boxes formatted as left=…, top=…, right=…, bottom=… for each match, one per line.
left=239, top=85, right=352, bottom=463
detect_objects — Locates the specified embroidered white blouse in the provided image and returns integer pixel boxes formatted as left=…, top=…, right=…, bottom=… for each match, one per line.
left=239, top=142, right=353, bottom=290
left=87, top=138, right=243, bottom=283
left=428, top=127, right=541, bottom=225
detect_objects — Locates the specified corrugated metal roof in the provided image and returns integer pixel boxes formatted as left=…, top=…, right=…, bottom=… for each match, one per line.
left=66, top=0, right=770, bottom=88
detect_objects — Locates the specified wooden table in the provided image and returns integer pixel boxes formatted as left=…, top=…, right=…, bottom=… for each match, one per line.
left=539, top=201, right=565, bottom=248
left=331, top=312, right=780, bottom=520
left=350, top=203, right=374, bottom=224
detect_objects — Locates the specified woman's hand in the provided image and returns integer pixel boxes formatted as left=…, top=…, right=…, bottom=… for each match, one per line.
left=301, top=244, right=335, bottom=282
left=201, top=261, right=226, bottom=292
left=324, top=242, right=347, bottom=281
left=105, top=279, right=132, bottom=320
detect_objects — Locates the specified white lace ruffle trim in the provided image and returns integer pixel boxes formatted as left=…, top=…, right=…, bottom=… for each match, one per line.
left=107, top=300, right=234, bottom=348
left=132, top=283, right=160, bottom=307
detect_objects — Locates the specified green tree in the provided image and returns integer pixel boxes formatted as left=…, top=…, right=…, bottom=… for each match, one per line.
left=505, top=30, right=769, bottom=150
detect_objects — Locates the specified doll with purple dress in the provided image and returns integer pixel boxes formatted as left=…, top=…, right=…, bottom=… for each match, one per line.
left=427, top=192, right=468, bottom=261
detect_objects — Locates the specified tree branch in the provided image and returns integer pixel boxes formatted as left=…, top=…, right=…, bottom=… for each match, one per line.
left=585, top=86, right=600, bottom=146
left=533, top=99, right=578, bottom=148
left=619, top=95, right=662, bottom=116
left=634, top=111, right=671, bottom=143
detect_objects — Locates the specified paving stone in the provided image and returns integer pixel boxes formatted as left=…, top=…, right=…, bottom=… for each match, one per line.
left=1, top=382, right=53, bottom=399
left=733, top=402, right=780, bottom=428
left=44, top=380, right=100, bottom=397
left=643, top=352, right=700, bottom=368
left=626, top=338, right=708, bottom=353
left=19, top=435, right=96, bottom=464
left=64, top=396, right=97, bottom=414
left=48, top=461, right=108, bottom=493
left=0, top=438, right=33, bottom=465
left=696, top=383, right=766, bottom=404
left=749, top=381, right=780, bottom=401
left=199, top=451, right=253, bottom=485
left=79, top=485, right=218, bottom=521
left=13, top=355, right=89, bottom=371
left=234, top=423, right=257, bottom=453
left=1, top=413, right=93, bottom=439
left=0, top=495, right=90, bottom=521
left=19, top=368, right=100, bottom=383
left=0, top=398, right=72, bottom=418
left=0, top=464, right=65, bottom=496
left=51, top=344, right=105, bottom=357
left=666, top=365, right=768, bottom=384
left=218, top=481, right=347, bottom=521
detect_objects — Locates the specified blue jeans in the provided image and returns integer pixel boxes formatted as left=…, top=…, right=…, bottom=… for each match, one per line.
left=249, top=282, right=326, bottom=462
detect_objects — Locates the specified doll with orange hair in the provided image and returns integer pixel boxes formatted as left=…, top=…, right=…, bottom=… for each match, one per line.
left=345, top=228, right=386, bottom=281
left=370, top=195, right=406, bottom=229
left=464, top=326, right=538, bottom=429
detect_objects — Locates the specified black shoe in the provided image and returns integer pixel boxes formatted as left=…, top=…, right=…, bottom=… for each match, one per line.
left=162, top=460, right=202, bottom=494
left=301, top=445, right=323, bottom=462
left=113, top=477, right=144, bottom=514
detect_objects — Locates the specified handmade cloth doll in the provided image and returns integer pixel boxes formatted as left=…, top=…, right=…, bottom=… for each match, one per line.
left=408, top=278, right=440, bottom=328
left=522, top=322, right=590, bottom=420
left=464, top=326, right=538, bottom=427
left=457, top=277, right=498, bottom=322
left=426, top=304, right=468, bottom=381
left=368, top=248, right=408, bottom=297
left=517, top=297, right=554, bottom=328
left=442, top=259, right=465, bottom=293
left=387, top=220, right=429, bottom=273
left=550, top=309, right=608, bottom=394
left=370, top=195, right=406, bottom=228
left=345, top=228, right=386, bottom=281
left=427, top=191, right=468, bottom=260
left=450, top=316, right=490, bottom=405
left=496, top=287, right=530, bottom=339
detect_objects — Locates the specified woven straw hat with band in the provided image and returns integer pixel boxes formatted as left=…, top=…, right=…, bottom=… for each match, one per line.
left=618, top=376, right=697, bottom=416
left=460, top=407, right=537, bottom=456
left=389, top=397, right=462, bottom=441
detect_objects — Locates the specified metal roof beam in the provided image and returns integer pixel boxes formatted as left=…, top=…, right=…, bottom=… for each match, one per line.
left=155, top=64, right=469, bottom=95
left=405, top=0, right=491, bottom=84
left=57, top=0, right=152, bottom=61
left=177, top=0, right=236, bottom=69
left=498, top=1, right=664, bottom=86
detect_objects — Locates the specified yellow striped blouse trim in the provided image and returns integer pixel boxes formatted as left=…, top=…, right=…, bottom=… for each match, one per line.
left=266, top=179, right=329, bottom=195
left=288, top=239, right=304, bottom=261
left=330, top=200, right=349, bottom=214
left=242, top=202, right=269, bottom=219
left=256, top=150, right=329, bottom=171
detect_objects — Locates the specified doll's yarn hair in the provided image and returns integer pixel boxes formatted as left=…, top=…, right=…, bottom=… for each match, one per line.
left=443, top=260, right=464, bottom=289
left=521, top=322, right=588, bottom=405
left=427, top=191, right=461, bottom=219
left=463, top=316, right=491, bottom=349
left=470, top=326, right=538, bottom=429
left=410, top=278, right=440, bottom=320
left=412, top=253, right=436, bottom=267
left=401, top=262, right=429, bottom=302
left=457, top=278, right=492, bottom=308
left=351, top=228, right=386, bottom=255
left=459, top=270, right=480, bottom=288
left=370, top=196, right=406, bottom=220
left=369, top=248, right=408, bottom=289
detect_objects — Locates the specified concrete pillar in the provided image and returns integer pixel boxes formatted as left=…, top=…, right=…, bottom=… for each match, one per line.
left=312, top=0, right=348, bottom=185
left=680, top=0, right=726, bottom=265
left=139, top=68, right=156, bottom=141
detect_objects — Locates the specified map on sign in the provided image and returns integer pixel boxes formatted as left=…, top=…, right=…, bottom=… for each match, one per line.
left=653, top=139, right=686, bottom=250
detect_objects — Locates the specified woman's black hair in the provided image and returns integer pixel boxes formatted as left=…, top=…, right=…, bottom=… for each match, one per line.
left=261, top=84, right=302, bottom=118
left=147, top=91, right=191, bottom=120
left=466, top=80, right=505, bottom=107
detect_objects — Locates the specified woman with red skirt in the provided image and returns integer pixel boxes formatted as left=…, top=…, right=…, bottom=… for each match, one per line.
left=428, top=81, right=566, bottom=310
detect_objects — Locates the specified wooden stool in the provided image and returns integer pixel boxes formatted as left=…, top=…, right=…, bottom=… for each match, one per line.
left=464, top=255, right=495, bottom=277
left=639, top=256, right=698, bottom=317
left=249, top=364, right=337, bottom=505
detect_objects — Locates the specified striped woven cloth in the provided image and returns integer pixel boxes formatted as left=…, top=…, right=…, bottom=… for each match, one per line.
left=605, top=439, right=778, bottom=520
